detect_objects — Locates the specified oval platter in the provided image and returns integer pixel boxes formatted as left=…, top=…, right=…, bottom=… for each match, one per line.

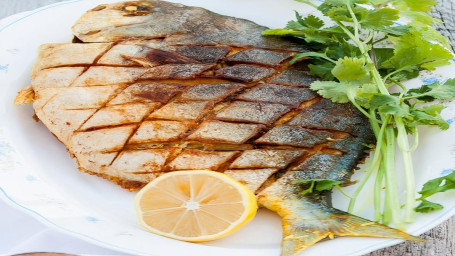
left=0, top=0, right=454, bottom=255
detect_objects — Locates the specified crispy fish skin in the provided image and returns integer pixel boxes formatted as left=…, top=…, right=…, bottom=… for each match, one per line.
left=72, top=1, right=308, bottom=52
left=15, top=1, right=422, bottom=255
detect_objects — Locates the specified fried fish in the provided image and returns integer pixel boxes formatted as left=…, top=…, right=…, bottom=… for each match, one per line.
left=15, top=1, right=421, bottom=255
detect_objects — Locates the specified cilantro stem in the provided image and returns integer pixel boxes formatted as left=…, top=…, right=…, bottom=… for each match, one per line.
left=383, top=67, right=409, bottom=83
left=347, top=89, right=374, bottom=119
left=346, top=3, right=360, bottom=39
left=384, top=124, right=403, bottom=228
left=335, top=185, right=352, bottom=199
left=363, top=31, right=374, bottom=44
left=409, top=128, right=419, bottom=152
left=403, top=91, right=434, bottom=100
left=371, top=66, right=389, bottom=95
left=389, top=79, right=407, bottom=98
left=374, top=160, right=385, bottom=222
left=396, top=117, right=416, bottom=223
left=348, top=115, right=389, bottom=213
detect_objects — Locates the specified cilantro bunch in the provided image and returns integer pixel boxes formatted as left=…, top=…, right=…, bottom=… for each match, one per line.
left=264, top=0, right=455, bottom=228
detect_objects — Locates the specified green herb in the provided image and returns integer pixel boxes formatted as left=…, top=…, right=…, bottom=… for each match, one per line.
left=264, top=0, right=455, bottom=228
left=415, top=171, right=455, bottom=213
left=414, top=200, right=443, bottom=213
left=292, top=179, right=350, bottom=197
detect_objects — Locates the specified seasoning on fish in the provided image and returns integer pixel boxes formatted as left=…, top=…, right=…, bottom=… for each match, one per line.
left=15, top=1, right=423, bottom=255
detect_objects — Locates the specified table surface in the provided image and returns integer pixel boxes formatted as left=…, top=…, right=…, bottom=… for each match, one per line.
left=0, top=1, right=454, bottom=256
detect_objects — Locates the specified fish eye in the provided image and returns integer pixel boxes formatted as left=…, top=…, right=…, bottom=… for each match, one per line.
left=122, top=1, right=154, bottom=15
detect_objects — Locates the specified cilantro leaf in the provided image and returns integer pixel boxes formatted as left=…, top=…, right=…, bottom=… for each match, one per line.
left=415, top=170, right=455, bottom=213
left=293, top=179, right=344, bottom=195
left=412, top=23, right=451, bottom=49
left=371, top=95, right=410, bottom=116
left=367, top=0, right=392, bottom=5
left=310, top=81, right=356, bottom=103
left=382, top=31, right=453, bottom=71
left=287, top=12, right=325, bottom=30
left=324, top=0, right=368, bottom=6
left=406, top=79, right=455, bottom=102
left=326, top=6, right=367, bottom=22
left=302, top=26, right=350, bottom=44
left=400, top=10, right=440, bottom=25
left=373, top=48, right=394, bottom=68
left=392, top=0, right=438, bottom=12
left=300, top=180, right=316, bottom=195
left=295, top=10, right=307, bottom=26
left=415, top=200, right=443, bottom=213
left=289, top=51, right=336, bottom=65
left=315, top=179, right=344, bottom=191
left=303, top=14, right=325, bottom=28
left=308, top=61, right=336, bottom=80
left=326, top=41, right=362, bottom=59
left=286, top=20, right=307, bottom=30
left=263, top=25, right=348, bottom=45
left=418, top=170, right=455, bottom=199
left=262, top=28, right=307, bottom=37
left=389, top=70, right=420, bottom=81
left=407, top=105, right=449, bottom=130
left=332, top=56, right=372, bottom=81
left=360, top=8, right=399, bottom=29
left=375, top=25, right=411, bottom=36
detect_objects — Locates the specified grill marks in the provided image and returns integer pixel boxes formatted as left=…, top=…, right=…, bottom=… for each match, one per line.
left=215, top=64, right=275, bottom=83
left=225, top=48, right=292, bottom=67
left=33, top=41, right=369, bottom=191
left=236, top=83, right=317, bottom=106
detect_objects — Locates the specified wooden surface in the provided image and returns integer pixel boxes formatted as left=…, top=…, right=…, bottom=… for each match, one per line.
left=1, top=1, right=453, bottom=256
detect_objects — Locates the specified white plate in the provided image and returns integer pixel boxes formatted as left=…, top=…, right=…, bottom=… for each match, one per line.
left=0, top=1, right=454, bottom=255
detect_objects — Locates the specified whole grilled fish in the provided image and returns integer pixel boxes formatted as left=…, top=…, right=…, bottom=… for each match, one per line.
left=15, top=1, right=421, bottom=255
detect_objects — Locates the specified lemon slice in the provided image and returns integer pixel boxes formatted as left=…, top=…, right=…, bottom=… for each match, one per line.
left=134, top=170, right=258, bottom=242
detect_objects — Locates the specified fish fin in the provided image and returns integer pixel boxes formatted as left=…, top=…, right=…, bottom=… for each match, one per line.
left=280, top=207, right=424, bottom=256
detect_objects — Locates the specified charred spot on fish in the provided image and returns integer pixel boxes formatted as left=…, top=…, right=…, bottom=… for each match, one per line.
left=122, top=1, right=154, bottom=16
left=135, top=91, right=171, bottom=102
left=123, top=49, right=199, bottom=67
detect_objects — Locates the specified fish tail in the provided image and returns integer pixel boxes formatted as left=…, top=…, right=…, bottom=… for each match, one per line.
left=280, top=206, right=424, bottom=256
